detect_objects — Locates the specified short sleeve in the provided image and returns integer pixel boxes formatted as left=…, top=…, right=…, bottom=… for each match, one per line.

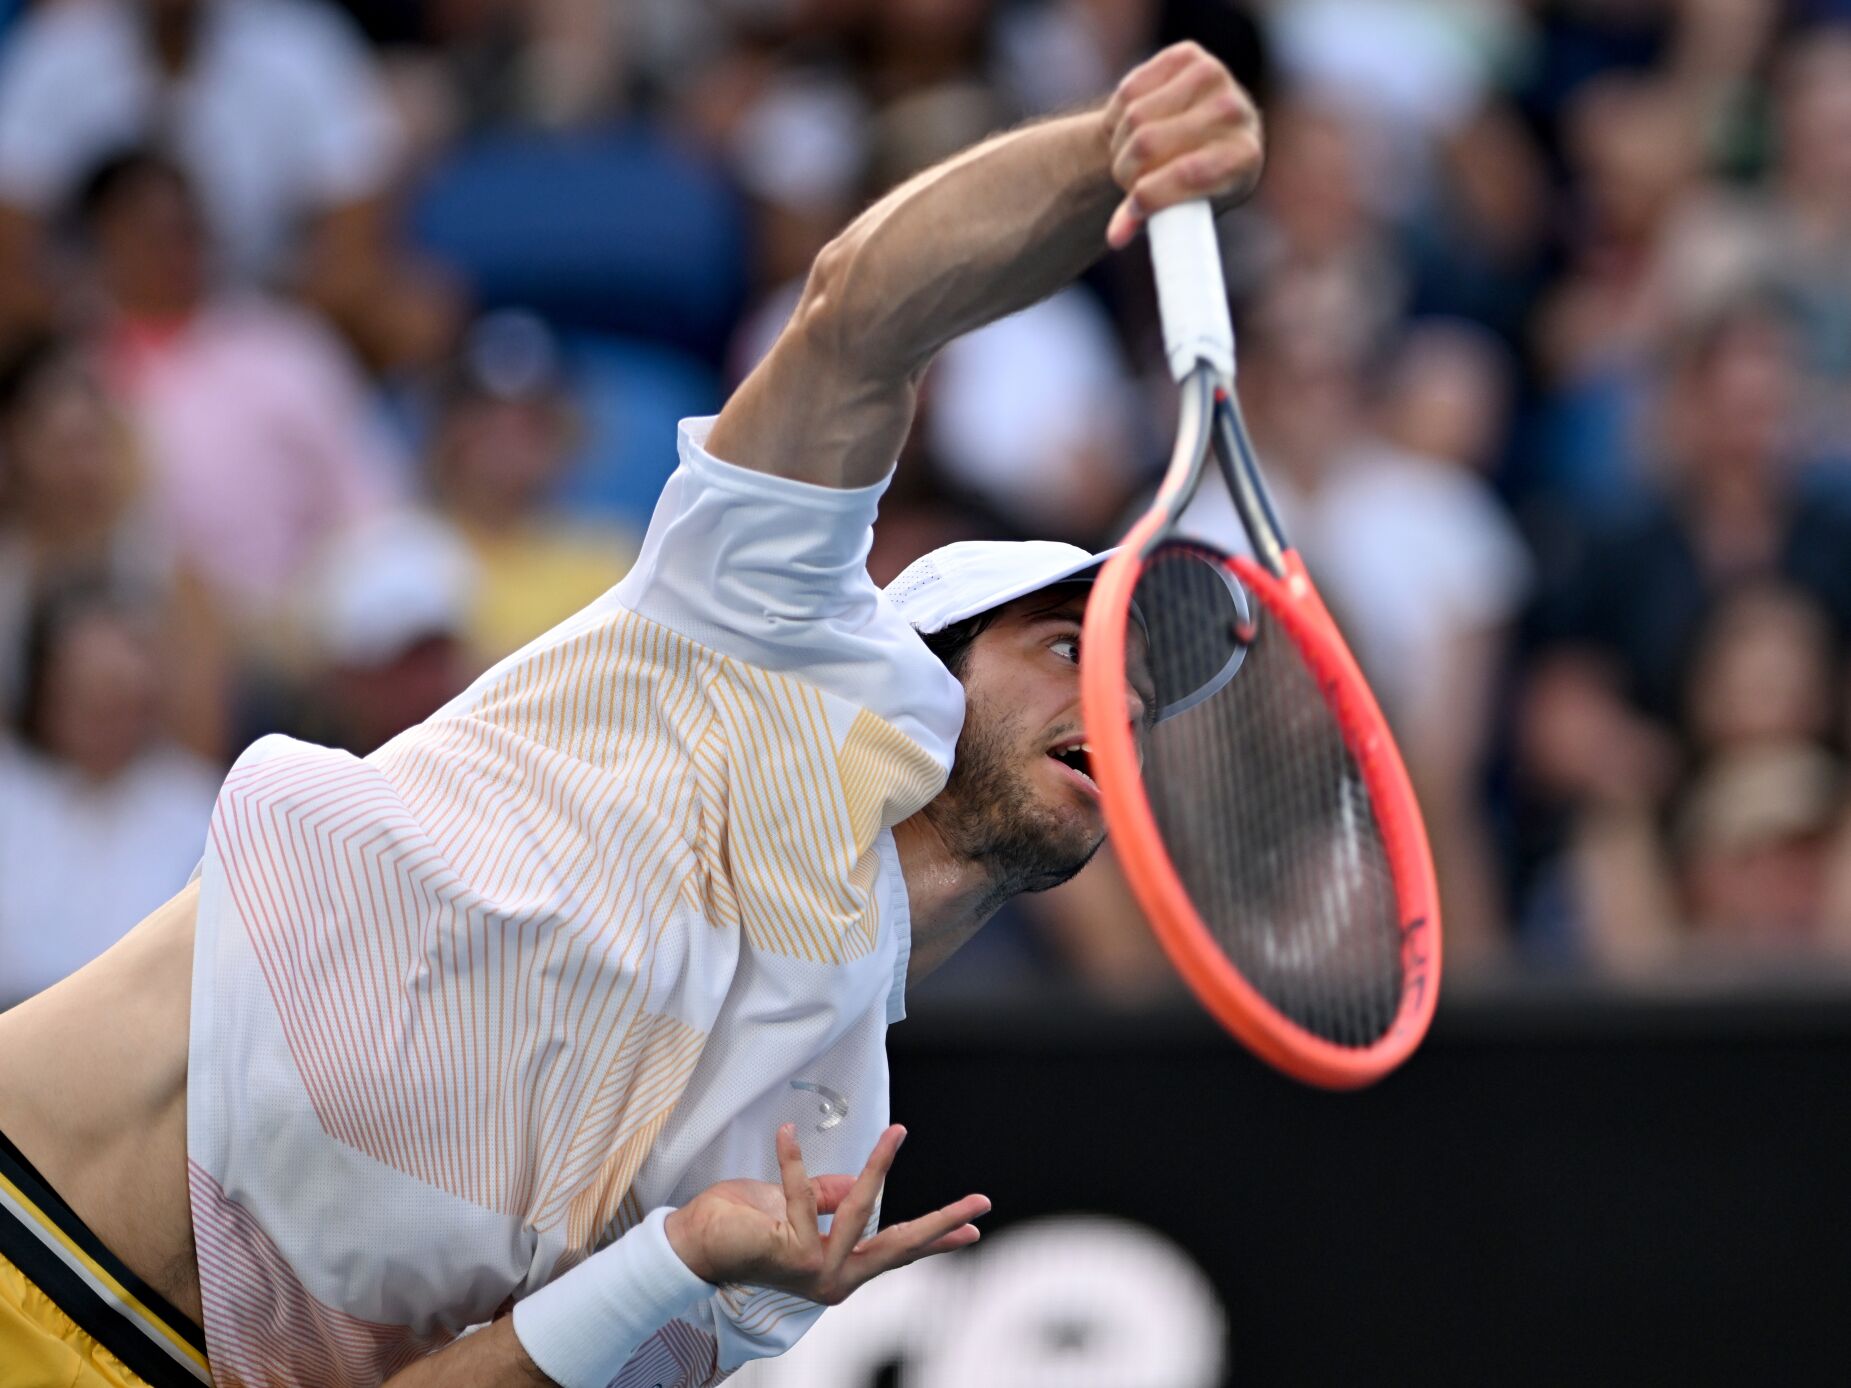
left=613, top=418, right=963, bottom=774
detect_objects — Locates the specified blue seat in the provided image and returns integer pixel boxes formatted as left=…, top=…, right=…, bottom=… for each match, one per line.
left=409, top=125, right=750, bottom=363
left=554, top=332, right=722, bottom=529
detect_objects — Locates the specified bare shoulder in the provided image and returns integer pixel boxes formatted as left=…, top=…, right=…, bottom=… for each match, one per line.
left=0, top=882, right=201, bottom=1319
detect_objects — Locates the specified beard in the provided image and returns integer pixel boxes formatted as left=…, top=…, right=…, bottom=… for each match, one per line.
left=920, top=690, right=1104, bottom=898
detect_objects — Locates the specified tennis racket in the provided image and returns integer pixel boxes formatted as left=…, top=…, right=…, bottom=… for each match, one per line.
left=1080, top=201, right=1440, bottom=1089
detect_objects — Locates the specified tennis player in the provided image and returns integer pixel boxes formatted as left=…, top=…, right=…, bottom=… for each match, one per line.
left=0, top=42, right=1261, bottom=1388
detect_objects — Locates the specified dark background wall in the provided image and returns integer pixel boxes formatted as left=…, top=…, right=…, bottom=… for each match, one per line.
left=869, top=989, right=1851, bottom=1386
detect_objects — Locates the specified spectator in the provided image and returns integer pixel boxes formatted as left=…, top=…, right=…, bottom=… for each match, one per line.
left=385, top=0, right=627, bottom=139
left=1657, top=25, right=1851, bottom=451
left=0, top=583, right=220, bottom=1006
left=1567, top=580, right=1850, bottom=974
left=293, top=508, right=478, bottom=756
left=1221, top=93, right=1408, bottom=360
left=1530, top=73, right=1710, bottom=511
left=73, top=147, right=404, bottom=648
left=1401, top=97, right=1551, bottom=349
left=1575, top=739, right=1851, bottom=976
left=0, top=0, right=460, bottom=368
left=425, top=312, right=638, bottom=664
left=1522, top=296, right=1851, bottom=768
left=1516, top=295, right=1851, bottom=958
left=0, top=331, right=227, bottom=759
left=1263, top=0, right=1523, bottom=169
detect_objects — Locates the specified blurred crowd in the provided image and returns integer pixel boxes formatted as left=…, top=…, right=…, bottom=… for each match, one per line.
left=3, top=0, right=1851, bottom=1009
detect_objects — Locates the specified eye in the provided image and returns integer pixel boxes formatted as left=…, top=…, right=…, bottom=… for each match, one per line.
left=1049, top=635, right=1080, bottom=663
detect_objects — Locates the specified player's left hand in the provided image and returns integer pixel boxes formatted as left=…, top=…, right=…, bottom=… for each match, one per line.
left=664, top=1123, right=988, bottom=1305
left=1103, top=41, right=1264, bottom=250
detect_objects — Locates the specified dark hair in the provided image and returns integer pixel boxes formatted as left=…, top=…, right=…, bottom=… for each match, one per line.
left=0, top=331, right=69, bottom=427
left=919, top=581, right=1093, bottom=679
left=70, top=144, right=192, bottom=234
left=919, top=610, right=1002, bottom=679
left=11, top=578, right=134, bottom=749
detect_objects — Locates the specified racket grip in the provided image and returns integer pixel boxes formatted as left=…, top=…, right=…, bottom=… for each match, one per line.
left=1147, top=201, right=1235, bottom=383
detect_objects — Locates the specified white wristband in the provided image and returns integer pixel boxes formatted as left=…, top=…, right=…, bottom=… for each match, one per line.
left=512, top=1207, right=715, bottom=1388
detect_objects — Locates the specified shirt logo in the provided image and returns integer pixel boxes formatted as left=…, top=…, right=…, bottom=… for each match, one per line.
left=790, top=1080, right=849, bottom=1131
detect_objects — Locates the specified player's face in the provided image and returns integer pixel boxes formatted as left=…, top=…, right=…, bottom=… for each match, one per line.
left=931, top=587, right=1154, bottom=893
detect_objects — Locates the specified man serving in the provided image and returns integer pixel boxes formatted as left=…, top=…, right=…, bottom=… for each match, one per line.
left=0, top=42, right=1261, bottom=1388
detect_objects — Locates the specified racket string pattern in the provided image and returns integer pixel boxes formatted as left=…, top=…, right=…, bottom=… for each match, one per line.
left=1085, top=203, right=1439, bottom=1085
left=1134, top=543, right=1405, bottom=1051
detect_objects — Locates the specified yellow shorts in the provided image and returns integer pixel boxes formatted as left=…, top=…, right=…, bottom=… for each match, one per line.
left=0, top=1130, right=209, bottom=1387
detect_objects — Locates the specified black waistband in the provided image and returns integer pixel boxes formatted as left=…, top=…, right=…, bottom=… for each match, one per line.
left=0, top=1125, right=208, bottom=1386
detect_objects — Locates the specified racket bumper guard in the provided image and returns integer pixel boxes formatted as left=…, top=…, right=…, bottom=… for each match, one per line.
left=1148, top=202, right=1235, bottom=383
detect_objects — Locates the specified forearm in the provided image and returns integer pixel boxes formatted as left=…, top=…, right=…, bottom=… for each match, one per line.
left=383, top=1319, right=553, bottom=1387
left=818, top=109, right=1117, bottom=381
left=707, top=43, right=1259, bottom=488
left=707, top=111, right=1115, bottom=488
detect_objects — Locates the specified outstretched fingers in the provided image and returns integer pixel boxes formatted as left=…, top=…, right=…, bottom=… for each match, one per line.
left=849, top=1192, right=992, bottom=1278
left=821, top=1124, right=906, bottom=1275
left=775, top=1124, right=822, bottom=1254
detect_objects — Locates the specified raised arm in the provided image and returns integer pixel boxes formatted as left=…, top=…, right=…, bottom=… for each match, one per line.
left=706, top=42, right=1263, bottom=489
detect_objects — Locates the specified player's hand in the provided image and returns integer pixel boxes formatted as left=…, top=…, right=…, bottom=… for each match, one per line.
left=1103, top=41, right=1264, bottom=250
left=663, top=1124, right=988, bottom=1305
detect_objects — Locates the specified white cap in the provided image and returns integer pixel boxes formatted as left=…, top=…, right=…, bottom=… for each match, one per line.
left=303, top=510, right=479, bottom=667
left=882, top=540, right=1112, bottom=635
left=886, top=538, right=1252, bottom=722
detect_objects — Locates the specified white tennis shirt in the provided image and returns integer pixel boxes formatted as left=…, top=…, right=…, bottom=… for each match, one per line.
left=186, top=418, right=965, bottom=1385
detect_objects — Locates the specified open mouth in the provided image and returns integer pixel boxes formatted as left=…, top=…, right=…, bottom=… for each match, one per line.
left=1047, top=738, right=1097, bottom=792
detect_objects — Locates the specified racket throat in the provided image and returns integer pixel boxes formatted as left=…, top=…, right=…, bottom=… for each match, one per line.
left=1211, top=391, right=1291, bottom=580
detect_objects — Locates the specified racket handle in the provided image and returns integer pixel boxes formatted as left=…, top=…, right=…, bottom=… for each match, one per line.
left=1147, top=201, right=1234, bottom=383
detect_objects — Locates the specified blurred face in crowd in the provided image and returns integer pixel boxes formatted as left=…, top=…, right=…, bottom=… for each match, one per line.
left=327, top=635, right=472, bottom=758
left=1664, top=307, right=1800, bottom=476
left=1686, top=585, right=1836, bottom=754
left=1259, top=98, right=1371, bottom=261
left=1565, top=76, right=1701, bottom=249
left=1675, top=745, right=1843, bottom=946
left=429, top=392, right=574, bottom=526
left=1377, top=322, right=1511, bottom=473
left=1684, top=832, right=1834, bottom=944
left=0, top=349, right=131, bottom=538
left=90, top=162, right=208, bottom=320
left=920, top=587, right=1153, bottom=897
left=1240, top=271, right=1370, bottom=474
left=32, top=608, right=162, bottom=782
left=1777, top=30, right=1851, bottom=205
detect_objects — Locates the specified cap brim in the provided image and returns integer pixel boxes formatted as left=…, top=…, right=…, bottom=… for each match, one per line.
left=918, top=544, right=1250, bottom=726
left=916, top=548, right=1116, bottom=633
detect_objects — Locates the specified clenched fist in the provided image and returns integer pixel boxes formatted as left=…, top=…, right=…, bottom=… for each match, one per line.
left=1103, top=42, right=1265, bottom=249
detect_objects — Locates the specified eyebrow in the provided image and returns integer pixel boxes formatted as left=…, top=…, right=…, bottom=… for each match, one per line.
left=1022, top=601, right=1087, bottom=626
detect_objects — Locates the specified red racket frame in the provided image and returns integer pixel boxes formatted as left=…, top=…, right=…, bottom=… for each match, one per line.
left=1082, top=529, right=1442, bottom=1089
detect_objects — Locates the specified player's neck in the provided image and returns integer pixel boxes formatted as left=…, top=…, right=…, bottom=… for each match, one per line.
left=892, top=812, right=1012, bottom=984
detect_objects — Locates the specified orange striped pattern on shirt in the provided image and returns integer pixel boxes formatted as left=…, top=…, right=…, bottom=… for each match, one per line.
left=205, top=603, right=941, bottom=1256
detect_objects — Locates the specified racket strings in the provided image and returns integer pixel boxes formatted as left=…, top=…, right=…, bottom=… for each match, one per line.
left=1134, top=546, right=1403, bottom=1048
